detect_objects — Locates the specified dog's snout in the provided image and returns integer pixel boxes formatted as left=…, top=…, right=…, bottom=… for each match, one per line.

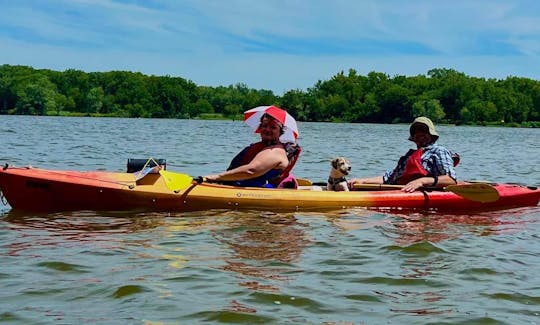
left=347, top=166, right=351, bottom=171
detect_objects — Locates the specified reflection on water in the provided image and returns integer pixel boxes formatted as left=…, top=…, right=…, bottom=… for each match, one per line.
left=382, top=206, right=538, bottom=246
left=214, top=211, right=311, bottom=292
left=2, top=213, right=162, bottom=272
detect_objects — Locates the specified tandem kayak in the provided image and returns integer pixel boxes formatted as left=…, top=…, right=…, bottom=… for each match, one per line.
left=0, top=165, right=539, bottom=213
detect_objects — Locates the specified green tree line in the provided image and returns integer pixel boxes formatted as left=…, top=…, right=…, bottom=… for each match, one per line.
left=1, top=64, right=539, bottom=127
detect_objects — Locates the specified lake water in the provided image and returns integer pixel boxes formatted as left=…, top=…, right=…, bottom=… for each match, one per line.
left=0, top=116, right=539, bottom=324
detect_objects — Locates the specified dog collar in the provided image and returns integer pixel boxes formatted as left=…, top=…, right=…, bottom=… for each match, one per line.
left=328, top=176, right=347, bottom=185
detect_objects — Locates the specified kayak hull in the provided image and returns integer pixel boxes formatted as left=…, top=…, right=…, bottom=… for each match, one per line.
left=0, top=166, right=539, bottom=213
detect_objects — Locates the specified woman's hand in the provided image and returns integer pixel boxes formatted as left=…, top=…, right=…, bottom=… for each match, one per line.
left=401, top=178, right=425, bottom=192
left=203, top=174, right=220, bottom=182
left=347, top=178, right=360, bottom=190
left=402, top=176, right=451, bottom=192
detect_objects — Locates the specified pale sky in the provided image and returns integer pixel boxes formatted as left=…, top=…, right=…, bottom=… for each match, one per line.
left=1, top=0, right=539, bottom=94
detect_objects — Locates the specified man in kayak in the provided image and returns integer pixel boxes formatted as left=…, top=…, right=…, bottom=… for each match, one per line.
left=203, top=113, right=300, bottom=188
left=348, top=116, right=457, bottom=193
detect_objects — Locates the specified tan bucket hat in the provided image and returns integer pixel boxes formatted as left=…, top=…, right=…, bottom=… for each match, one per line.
left=408, top=116, right=439, bottom=142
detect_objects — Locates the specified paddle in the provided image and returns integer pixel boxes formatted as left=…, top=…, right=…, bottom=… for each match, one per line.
left=352, top=183, right=500, bottom=203
left=131, top=158, right=196, bottom=192
left=297, top=178, right=317, bottom=186
left=296, top=178, right=499, bottom=203
left=159, top=170, right=196, bottom=192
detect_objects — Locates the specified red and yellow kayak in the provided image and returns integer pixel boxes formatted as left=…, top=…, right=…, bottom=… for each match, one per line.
left=0, top=165, right=538, bottom=213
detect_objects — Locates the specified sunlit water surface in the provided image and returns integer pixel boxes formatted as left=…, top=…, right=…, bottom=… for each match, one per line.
left=1, top=116, right=539, bottom=324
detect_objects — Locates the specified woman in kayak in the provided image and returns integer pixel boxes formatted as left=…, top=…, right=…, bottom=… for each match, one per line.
left=348, top=116, right=457, bottom=193
left=203, top=113, right=300, bottom=188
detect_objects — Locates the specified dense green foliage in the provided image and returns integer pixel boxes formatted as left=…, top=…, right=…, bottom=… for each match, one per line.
left=1, top=64, right=539, bottom=126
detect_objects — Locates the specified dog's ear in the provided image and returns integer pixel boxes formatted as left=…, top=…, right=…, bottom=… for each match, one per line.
left=331, top=158, right=338, bottom=169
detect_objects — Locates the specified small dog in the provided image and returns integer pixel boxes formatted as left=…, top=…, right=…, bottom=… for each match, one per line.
left=327, top=157, right=351, bottom=191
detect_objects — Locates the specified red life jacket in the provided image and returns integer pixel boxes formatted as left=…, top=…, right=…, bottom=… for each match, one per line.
left=227, top=142, right=268, bottom=171
left=238, top=142, right=267, bottom=166
left=397, top=148, right=429, bottom=185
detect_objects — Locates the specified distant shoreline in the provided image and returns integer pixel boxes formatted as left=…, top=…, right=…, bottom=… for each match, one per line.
left=1, top=112, right=537, bottom=128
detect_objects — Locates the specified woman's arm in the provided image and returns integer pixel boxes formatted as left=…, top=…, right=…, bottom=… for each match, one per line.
left=205, top=147, right=288, bottom=182
left=401, top=174, right=456, bottom=193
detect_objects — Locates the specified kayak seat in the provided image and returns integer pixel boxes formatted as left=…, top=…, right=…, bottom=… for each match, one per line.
left=127, top=158, right=166, bottom=173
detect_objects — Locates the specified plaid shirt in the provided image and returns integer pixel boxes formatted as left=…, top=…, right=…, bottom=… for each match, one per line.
left=383, top=144, right=457, bottom=184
